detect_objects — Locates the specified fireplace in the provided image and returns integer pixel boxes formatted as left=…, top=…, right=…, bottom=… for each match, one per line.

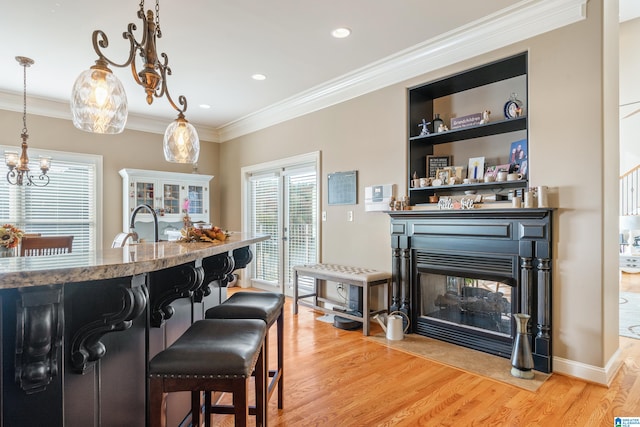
left=387, top=209, right=553, bottom=373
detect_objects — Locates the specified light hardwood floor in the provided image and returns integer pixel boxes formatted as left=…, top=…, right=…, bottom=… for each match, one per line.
left=209, top=286, right=640, bottom=427
left=621, top=271, right=640, bottom=293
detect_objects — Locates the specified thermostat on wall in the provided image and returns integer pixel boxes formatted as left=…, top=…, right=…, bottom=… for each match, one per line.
left=364, top=184, right=394, bottom=212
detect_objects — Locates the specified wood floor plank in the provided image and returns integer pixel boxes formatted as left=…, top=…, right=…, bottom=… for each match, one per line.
left=206, top=288, right=640, bottom=426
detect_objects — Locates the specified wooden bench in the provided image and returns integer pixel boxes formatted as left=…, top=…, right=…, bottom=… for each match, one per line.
left=293, top=263, right=392, bottom=336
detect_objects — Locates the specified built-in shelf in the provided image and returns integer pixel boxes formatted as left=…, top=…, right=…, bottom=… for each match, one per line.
left=409, top=117, right=526, bottom=145
left=407, top=52, right=528, bottom=205
left=410, top=179, right=526, bottom=195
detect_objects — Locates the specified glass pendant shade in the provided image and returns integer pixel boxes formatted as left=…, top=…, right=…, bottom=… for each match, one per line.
left=163, top=116, right=200, bottom=164
left=70, top=66, right=128, bottom=134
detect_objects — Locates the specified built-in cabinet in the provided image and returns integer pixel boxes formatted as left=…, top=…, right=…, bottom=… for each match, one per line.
left=120, top=169, right=213, bottom=232
left=407, top=53, right=528, bottom=205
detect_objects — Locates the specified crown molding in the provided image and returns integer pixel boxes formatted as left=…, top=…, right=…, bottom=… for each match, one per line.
left=0, top=0, right=587, bottom=144
left=218, top=0, right=587, bottom=142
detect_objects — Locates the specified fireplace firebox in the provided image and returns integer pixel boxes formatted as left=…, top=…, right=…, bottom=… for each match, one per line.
left=387, top=209, right=553, bottom=373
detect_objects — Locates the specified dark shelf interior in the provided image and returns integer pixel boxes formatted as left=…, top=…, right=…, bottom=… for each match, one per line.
left=410, top=180, right=526, bottom=194
left=408, top=53, right=527, bottom=100
left=409, top=117, right=526, bottom=145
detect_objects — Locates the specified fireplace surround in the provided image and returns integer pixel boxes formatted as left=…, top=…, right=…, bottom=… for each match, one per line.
left=387, top=209, right=553, bottom=373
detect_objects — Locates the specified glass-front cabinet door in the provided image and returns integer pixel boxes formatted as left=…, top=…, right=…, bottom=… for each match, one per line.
left=135, top=181, right=155, bottom=207
left=187, top=185, right=205, bottom=216
left=162, top=183, right=180, bottom=215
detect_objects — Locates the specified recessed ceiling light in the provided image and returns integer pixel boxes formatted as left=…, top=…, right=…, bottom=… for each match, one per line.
left=252, top=74, right=266, bottom=81
left=331, top=27, right=351, bottom=39
left=199, top=104, right=211, bottom=109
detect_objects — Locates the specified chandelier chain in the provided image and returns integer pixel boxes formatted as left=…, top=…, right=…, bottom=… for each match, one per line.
left=155, top=0, right=161, bottom=38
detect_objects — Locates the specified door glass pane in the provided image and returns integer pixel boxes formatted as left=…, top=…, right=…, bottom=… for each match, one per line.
left=250, top=176, right=280, bottom=285
left=285, top=171, right=317, bottom=289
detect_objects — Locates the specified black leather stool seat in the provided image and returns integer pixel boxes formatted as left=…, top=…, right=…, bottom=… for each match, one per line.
left=149, top=319, right=266, bottom=379
left=205, top=291, right=285, bottom=411
left=205, top=292, right=285, bottom=326
left=148, top=319, right=268, bottom=427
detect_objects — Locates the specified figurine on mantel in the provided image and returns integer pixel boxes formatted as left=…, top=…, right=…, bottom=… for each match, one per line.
left=418, top=119, right=431, bottom=136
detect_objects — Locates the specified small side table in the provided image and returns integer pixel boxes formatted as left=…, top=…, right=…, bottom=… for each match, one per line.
left=293, top=263, right=392, bottom=336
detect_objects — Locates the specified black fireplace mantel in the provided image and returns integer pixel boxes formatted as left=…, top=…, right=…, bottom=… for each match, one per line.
left=387, top=208, right=553, bottom=373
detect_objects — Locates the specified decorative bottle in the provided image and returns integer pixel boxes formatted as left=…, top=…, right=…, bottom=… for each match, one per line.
left=433, top=113, right=444, bottom=133
left=510, top=313, right=535, bottom=379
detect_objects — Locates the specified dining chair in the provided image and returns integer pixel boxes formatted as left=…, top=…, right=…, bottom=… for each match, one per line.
left=20, top=235, right=74, bottom=257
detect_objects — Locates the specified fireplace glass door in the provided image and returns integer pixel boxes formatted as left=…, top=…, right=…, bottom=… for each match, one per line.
left=419, top=273, right=515, bottom=342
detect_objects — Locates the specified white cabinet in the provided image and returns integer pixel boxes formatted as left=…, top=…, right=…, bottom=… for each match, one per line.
left=119, top=169, right=213, bottom=240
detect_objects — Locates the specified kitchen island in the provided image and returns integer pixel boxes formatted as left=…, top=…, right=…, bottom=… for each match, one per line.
left=0, top=233, right=268, bottom=427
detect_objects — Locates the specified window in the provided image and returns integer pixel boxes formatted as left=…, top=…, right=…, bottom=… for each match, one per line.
left=0, top=146, right=102, bottom=253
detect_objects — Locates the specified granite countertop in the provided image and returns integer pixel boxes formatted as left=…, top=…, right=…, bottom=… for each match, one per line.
left=0, top=232, right=269, bottom=290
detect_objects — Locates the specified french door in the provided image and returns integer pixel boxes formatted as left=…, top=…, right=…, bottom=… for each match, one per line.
left=243, top=153, right=319, bottom=295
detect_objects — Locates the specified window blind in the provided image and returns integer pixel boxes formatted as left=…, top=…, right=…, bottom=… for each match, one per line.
left=250, top=174, right=280, bottom=284
left=284, top=170, right=317, bottom=287
left=0, top=147, right=100, bottom=253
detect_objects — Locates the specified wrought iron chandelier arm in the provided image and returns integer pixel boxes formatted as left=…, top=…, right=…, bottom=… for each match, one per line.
left=155, top=54, right=188, bottom=114
left=91, top=29, right=139, bottom=70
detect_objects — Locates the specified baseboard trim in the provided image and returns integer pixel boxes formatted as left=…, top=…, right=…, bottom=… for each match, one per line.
left=553, top=347, right=624, bottom=386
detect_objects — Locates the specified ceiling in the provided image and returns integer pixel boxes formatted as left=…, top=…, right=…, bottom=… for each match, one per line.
left=0, top=1, right=636, bottom=142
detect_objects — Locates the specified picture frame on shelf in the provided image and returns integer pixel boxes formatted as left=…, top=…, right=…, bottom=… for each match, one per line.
left=426, top=155, right=452, bottom=178
left=467, top=157, right=485, bottom=180
left=436, top=168, right=451, bottom=184
left=485, top=163, right=511, bottom=179
left=508, top=139, right=527, bottom=164
left=508, top=139, right=528, bottom=178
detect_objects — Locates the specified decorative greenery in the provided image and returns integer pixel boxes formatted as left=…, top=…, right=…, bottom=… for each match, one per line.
left=0, top=224, right=24, bottom=249
left=178, top=226, right=230, bottom=243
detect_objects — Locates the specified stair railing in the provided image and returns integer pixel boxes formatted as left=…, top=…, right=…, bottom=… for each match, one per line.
left=621, top=165, right=640, bottom=216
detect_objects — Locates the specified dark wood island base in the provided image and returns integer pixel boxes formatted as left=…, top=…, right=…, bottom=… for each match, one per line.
left=0, top=233, right=268, bottom=427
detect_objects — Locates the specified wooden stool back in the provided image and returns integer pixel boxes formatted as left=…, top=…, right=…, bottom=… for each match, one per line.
left=20, top=235, right=74, bottom=257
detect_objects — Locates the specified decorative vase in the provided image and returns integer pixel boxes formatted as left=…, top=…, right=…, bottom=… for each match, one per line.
left=433, top=113, right=444, bottom=133
left=0, top=246, right=18, bottom=257
left=510, top=313, right=535, bottom=379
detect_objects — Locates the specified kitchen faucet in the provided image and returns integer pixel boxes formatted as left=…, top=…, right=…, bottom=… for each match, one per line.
left=129, top=204, right=159, bottom=243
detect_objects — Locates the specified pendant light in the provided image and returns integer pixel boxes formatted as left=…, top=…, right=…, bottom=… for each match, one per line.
left=70, top=0, right=200, bottom=164
left=4, top=56, right=51, bottom=187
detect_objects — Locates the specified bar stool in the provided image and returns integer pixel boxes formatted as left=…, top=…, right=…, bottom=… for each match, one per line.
left=148, top=319, right=267, bottom=427
left=205, top=292, right=285, bottom=411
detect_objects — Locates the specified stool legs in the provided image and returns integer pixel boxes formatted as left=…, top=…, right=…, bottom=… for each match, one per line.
left=203, top=343, right=267, bottom=427
left=150, top=344, right=266, bottom=427
left=149, top=378, right=166, bottom=427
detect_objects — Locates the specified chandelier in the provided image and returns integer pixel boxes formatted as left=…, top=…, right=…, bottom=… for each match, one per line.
left=4, top=57, right=51, bottom=187
left=70, top=0, right=200, bottom=164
